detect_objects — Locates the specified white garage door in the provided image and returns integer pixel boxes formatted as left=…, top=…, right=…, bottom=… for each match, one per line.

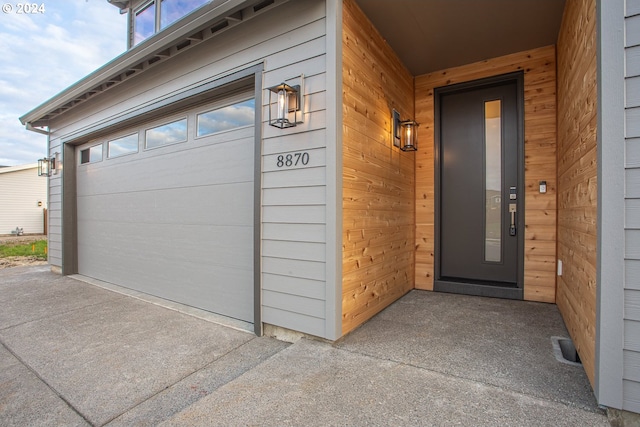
left=76, top=94, right=256, bottom=323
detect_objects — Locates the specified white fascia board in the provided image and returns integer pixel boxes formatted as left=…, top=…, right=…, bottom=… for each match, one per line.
left=20, top=0, right=252, bottom=127
left=107, top=0, right=129, bottom=10
left=0, top=163, right=38, bottom=174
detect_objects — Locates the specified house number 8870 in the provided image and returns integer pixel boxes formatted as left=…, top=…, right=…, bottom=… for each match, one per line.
left=276, top=152, right=309, bottom=168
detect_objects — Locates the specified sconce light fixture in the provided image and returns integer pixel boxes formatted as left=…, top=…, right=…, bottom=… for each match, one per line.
left=392, top=109, right=419, bottom=152
left=268, top=77, right=304, bottom=129
left=38, top=152, right=60, bottom=177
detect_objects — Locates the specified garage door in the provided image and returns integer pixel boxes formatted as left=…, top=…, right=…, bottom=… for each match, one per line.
left=75, top=93, right=256, bottom=324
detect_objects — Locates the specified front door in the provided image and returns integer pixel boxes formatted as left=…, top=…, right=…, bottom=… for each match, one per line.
left=435, top=74, right=523, bottom=299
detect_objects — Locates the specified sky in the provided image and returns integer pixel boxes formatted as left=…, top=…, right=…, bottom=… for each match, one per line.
left=0, top=0, right=128, bottom=166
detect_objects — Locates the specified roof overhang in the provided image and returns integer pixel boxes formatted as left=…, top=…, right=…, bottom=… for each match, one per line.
left=107, top=0, right=129, bottom=11
left=0, top=163, right=38, bottom=174
left=20, top=0, right=279, bottom=129
left=354, top=0, right=566, bottom=76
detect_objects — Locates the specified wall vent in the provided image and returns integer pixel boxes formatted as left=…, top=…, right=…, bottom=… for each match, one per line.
left=253, top=0, right=274, bottom=12
left=551, top=336, right=582, bottom=366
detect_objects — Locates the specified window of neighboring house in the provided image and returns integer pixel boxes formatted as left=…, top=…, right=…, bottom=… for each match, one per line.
left=133, top=0, right=210, bottom=46
left=80, top=145, right=103, bottom=164
left=145, top=118, right=188, bottom=149
left=108, top=133, right=139, bottom=158
left=196, top=98, right=255, bottom=137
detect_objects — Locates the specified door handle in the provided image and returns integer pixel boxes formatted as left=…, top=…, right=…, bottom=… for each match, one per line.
left=509, top=203, right=517, bottom=236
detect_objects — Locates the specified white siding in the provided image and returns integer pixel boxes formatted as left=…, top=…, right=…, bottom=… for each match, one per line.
left=46, top=0, right=333, bottom=338
left=625, top=1, right=640, bottom=413
left=0, top=165, right=47, bottom=235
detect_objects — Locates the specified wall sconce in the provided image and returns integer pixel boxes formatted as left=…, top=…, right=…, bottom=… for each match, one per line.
left=392, top=109, right=419, bottom=152
left=268, top=77, right=304, bottom=128
left=38, top=152, right=60, bottom=177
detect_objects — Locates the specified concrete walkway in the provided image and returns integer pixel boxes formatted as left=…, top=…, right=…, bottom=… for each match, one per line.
left=0, top=266, right=609, bottom=426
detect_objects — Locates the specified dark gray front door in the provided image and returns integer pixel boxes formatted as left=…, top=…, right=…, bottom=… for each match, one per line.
left=435, top=74, right=523, bottom=299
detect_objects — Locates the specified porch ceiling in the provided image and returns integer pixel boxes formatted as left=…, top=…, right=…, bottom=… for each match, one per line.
left=354, top=0, right=566, bottom=76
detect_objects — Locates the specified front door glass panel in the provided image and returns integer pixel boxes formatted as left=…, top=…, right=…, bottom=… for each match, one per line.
left=484, top=100, right=502, bottom=262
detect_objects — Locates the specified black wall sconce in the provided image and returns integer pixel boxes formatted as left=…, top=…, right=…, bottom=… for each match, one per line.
left=393, top=109, right=419, bottom=152
left=268, top=76, right=304, bottom=128
left=38, top=152, right=59, bottom=177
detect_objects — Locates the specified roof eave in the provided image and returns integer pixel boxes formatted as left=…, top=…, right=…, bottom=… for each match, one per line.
left=107, top=0, right=129, bottom=11
left=20, top=0, right=254, bottom=128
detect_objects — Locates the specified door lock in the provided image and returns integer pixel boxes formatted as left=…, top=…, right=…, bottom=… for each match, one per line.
left=509, top=203, right=517, bottom=236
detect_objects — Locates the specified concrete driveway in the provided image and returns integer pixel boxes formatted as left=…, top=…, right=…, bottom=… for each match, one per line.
left=0, top=266, right=609, bottom=426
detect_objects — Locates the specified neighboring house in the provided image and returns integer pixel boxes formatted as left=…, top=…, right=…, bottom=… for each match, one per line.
left=17, top=0, right=639, bottom=419
left=0, top=163, right=47, bottom=235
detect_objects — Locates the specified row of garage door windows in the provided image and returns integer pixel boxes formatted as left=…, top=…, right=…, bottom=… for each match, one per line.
left=79, top=98, right=256, bottom=165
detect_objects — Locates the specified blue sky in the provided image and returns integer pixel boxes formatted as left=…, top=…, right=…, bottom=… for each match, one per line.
left=0, top=1, right=127, bottom=166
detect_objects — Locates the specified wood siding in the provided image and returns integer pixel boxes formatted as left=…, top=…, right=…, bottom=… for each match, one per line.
left=414, top=46, right=557, bottom=304
left=0, top=165, right=47, bottom=235
left=341, top=0, right=414, bottom=335
left=46, top=0, right=334, bottom=338
left=625, top=0, right=640, bottom=412
left=557, top=0, right=597, bottom=387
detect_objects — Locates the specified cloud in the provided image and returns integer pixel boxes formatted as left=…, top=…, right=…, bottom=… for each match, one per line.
left=0, top=0, right=127, bottom=166
left=197, top=100, right=255, bottom=136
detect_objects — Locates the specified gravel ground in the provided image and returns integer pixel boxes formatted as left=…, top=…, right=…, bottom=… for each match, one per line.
left=0, top=235, right=48, bottom=269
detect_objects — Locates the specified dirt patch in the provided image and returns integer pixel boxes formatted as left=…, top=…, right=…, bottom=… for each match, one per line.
left=0, top=256, right=48, bottom=269
left=0, top=235, right=48, bottom=269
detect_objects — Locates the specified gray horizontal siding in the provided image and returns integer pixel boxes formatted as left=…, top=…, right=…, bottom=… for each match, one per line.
left=627, top=14, right=640, bottom=47
left=627, top=290, right=640, bottom=320
left=623, top=380, right=640, bottom=412
left=625, top=350, right=640, bottom=382
left=46, top=0, right=333, bottom=338
left=47, top=137, right=63, bottom=267
left=627, top=45, right=640, bottom=77
left=624, top=1, right=640, bottom=412
left=627, top=260, right=640, bottom=290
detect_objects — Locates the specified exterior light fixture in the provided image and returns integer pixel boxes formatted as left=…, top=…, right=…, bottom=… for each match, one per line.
left=268, top=78, right=303, bottom=128
left=37, top=152, right=60, bottom=177
left=38, top=157, right=52, bottom=177
left=400, top=120, right=418, bottom=151
left=392, top=109, right=419, bottom=152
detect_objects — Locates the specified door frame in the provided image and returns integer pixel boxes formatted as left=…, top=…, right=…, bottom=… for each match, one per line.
left=433, top=71, right=525, bottom=300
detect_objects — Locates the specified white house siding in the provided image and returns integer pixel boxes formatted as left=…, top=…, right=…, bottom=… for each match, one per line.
left=624, top=1, right=640, bottom=413
left=0, top=165, right=47, bottom=235
left=45, top=0, right=333, bottom=338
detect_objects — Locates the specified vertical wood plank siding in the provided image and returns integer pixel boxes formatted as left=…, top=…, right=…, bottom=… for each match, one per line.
left=46, top=0, right=332, bottom=338
left=341, top=0, right=415, bottom=335
left=556, top=0, right=597, bottom=387
left=625, top=0, right=640, bottom=412
left=414, top=46, right=558, bottom=304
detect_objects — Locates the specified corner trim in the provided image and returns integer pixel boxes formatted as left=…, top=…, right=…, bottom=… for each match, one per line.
left=595, top=0, right=625, bottom=408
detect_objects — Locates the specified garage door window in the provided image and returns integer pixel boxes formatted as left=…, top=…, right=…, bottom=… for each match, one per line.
left=80, top=145, right=103, bottom=164
left=145, top=118, right=188, bottom=149
left=196, top=99, right=255, bottom=137
left=108, top=133, right=139, bottom=158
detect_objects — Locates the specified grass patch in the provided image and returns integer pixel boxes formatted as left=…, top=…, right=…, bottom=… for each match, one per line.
left=0, top=240, right=48, bottom=260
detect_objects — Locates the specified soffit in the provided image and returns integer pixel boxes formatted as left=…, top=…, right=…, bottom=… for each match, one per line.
left=21, top=0, right=276, bottom=128
left=354, top=0, right=566, bottom=76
